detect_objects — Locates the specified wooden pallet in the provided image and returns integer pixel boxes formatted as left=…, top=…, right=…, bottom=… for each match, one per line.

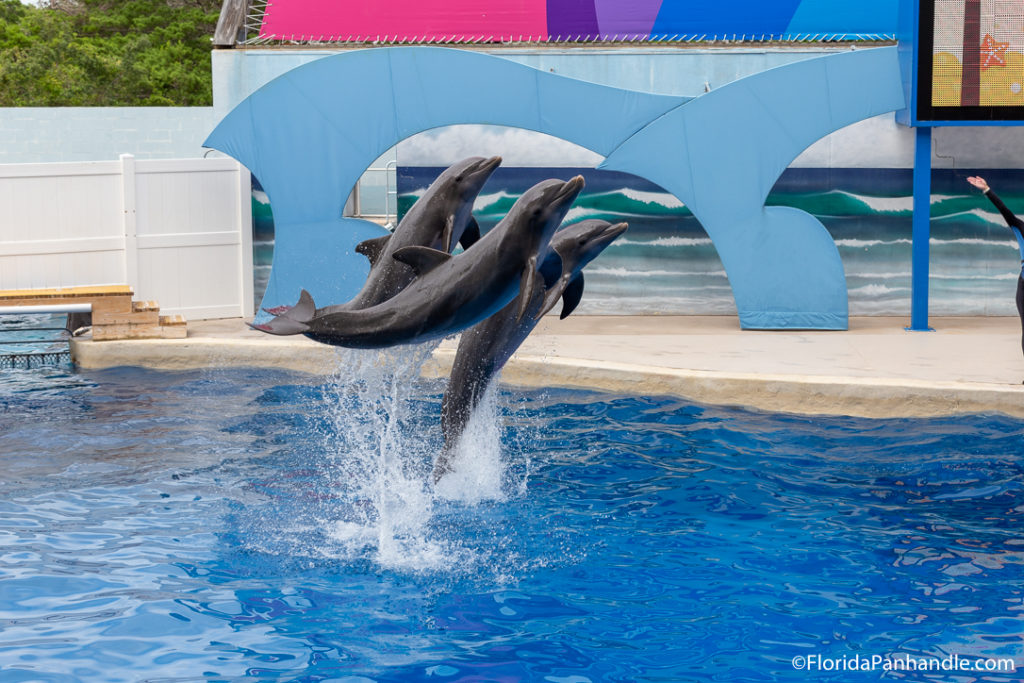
left=0, top=286, right=186, bottom=340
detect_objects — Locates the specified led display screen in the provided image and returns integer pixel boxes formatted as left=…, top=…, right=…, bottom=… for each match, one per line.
left=917, top=0, right=1024, bottom=121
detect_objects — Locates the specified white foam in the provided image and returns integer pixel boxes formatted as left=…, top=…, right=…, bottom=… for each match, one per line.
left=602, top=187, right=686, bottom=210
left=586, top=267, right=728, bottom=279
left=849, top=284, right=908, bottom=297
left=613, top=236, right=714, bottom=248
left=836, top=238, right=912, bottom=248
left=933, top=208, right=1005, bottom=223
left=473, top=190, right=518, bottom=213
left=820, top=190, right=911, bottom=214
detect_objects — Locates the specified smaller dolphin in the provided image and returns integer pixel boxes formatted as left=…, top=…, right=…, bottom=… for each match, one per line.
left=265, top=156, right=501, bottom=318
left=253, top=176, right=586, bottom=349
left=436, top=219, right=627, bottom=480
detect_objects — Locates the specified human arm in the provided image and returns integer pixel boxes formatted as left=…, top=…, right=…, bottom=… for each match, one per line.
left=969, top=176, right=1024, bottom=231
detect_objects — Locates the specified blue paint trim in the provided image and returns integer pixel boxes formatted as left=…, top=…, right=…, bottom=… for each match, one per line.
left=909, top=125, right=932, bottom=331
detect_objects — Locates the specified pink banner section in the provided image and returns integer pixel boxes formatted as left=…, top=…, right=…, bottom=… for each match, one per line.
left=260, top=0, right=548, bottom=42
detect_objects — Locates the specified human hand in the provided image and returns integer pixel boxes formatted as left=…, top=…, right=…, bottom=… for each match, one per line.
left=967, top=176, right=990, bottom=192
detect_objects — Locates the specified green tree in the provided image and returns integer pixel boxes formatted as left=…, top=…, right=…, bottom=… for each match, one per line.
left=0, top=0, right=222, bottom=106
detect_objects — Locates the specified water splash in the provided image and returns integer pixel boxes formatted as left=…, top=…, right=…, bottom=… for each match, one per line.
left=313, top=344, right=444, bottom=570
left=434, top=382, right=509, bottom=504
left=311, top=343, right=530, bottom=573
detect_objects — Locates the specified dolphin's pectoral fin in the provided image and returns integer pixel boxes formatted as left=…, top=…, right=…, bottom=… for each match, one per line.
left=559, top=273, right=585, bottom=319
left=355, top=235, right=391, bottom=267
left=393, top=246, right=452, bottom=275
left=458, top=217, right=481, bottom=251
left=516, top=256, right=538, bottom=323
left=441, top=214, right=456, bottom=253
left=538, top=273, right=568, bottom=319
left=537, top=272, right=584, bottom=320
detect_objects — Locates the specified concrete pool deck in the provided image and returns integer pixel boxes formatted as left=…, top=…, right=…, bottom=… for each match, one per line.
left=70, top=316, right=1024, bottom=419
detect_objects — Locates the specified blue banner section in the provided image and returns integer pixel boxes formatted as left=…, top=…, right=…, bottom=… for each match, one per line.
left=651, top=0, right=804, bottom=38
left=786, top=0, right=898, bottom=36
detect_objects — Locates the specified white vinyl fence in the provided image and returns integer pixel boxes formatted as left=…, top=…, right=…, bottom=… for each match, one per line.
left=0, top=154, right=253, bottom=319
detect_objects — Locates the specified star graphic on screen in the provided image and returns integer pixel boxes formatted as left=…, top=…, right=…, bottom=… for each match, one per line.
left=980, top=33, right=1009, bottom=70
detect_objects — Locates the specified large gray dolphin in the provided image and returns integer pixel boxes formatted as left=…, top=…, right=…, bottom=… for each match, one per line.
left=253, top=176, right=586, bottom=349
left=266, top=156, right=501, bottom=317
left=435, top=219, right=627, bottom=480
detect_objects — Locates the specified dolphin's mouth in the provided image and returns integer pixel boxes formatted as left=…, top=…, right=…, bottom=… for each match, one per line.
left=599, top=221, right=629, bottom=241
left=553, top=175, right=586, bottom=205
left=467, top=155, right=502, bottom=181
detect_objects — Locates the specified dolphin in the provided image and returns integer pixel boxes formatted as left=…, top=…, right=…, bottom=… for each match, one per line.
left=435, top=219, right=627, bottom=480
left=252, top=176, right=587, bottom=349
left=265, top=156, right=501, bottom=317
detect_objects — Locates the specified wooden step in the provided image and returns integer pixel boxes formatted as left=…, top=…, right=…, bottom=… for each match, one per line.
left=133, top=300, right=160, bottom=312
left=0, top=285, right=133, bottom=300
left=93, top=320, right=187, bottom=341
left=158, top=314, right=188, bottom=339
left=93, top=309, right=160, bottom=326
left=159, top=314, right=186, bottom=327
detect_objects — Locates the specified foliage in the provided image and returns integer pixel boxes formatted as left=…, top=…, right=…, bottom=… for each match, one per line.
left=0, top=0, right=222, bottom=106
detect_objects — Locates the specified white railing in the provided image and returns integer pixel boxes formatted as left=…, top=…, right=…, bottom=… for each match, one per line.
left=350, top=159, right=398, bottom=227
left=0, top=154, right=254, bottom=320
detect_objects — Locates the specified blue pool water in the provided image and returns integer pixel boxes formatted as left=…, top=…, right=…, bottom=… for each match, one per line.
left=1, top=357, right=1022, bottom=681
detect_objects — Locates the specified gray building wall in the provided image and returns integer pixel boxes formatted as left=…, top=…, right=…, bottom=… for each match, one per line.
left=0, top=107, right=216, bottom=163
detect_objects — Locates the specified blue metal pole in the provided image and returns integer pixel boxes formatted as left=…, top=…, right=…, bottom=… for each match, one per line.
left=909, top=125, right=933, bottom=331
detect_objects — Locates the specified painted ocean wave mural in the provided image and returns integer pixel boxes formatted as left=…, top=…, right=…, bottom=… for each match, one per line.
left=397, top=166, right=1024, bottom=316
left=251, top=167, right=1024, bottom=317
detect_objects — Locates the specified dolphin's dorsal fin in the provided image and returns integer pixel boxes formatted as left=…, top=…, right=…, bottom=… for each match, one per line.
left=559, top=273, right=585, bottom=319
left=458, top=217, right=481, bottom=251
left=287, top=289, right=316, bottom=323
left=355, top=235, right=391, bottom=267
left=393, top=246, right=452, bottom=275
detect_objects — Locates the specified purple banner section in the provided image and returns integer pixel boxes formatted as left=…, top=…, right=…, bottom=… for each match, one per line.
left=547, top=0, right=600, bottom=39
left=594, top=0, right=662, bottom=39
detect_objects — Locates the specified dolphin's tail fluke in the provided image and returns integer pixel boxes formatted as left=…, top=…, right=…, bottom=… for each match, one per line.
left=248, top=316, right=310, bottom=335
left=250, top=289, right=316, bottom=336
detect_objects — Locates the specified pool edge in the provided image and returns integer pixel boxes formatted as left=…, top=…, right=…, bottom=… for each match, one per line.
left=72, top=335, right=1024, bottom=420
